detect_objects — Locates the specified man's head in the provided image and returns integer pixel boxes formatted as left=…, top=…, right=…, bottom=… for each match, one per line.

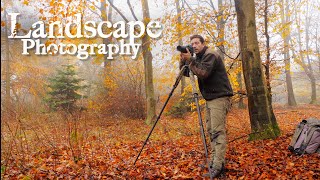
left=190, top=35, right=205, bottom=54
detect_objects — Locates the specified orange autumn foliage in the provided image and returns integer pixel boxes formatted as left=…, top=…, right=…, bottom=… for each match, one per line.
left=1, top=104, right=319, bottom=179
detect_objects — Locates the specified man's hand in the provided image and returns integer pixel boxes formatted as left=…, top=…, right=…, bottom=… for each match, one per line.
left=180, top=48, right=192, bottom=63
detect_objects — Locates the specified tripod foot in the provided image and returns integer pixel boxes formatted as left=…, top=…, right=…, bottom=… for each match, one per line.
left=198, top=164, right=206, bottom=170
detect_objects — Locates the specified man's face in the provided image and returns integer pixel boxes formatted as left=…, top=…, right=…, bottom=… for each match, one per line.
left=191, top=38, right=205, bottom=54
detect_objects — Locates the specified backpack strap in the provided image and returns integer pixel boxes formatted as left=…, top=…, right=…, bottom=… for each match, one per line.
left=289, top=120, right=307, bottom=148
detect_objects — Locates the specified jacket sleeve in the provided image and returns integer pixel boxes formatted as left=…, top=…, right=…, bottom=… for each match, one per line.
left=189, top=53, right=216, bottom=79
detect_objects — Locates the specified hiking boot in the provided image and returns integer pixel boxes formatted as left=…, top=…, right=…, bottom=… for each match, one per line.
left=203, top=165, right=225, bottom=178
left=210, top=167, right=222, bottom=178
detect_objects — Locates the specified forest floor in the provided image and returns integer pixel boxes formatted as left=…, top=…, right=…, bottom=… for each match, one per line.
left=1, top=104, right=320, bottom=179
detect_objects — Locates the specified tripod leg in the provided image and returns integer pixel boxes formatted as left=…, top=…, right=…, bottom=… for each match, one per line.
left=189, top=70, right=213, bottom=180
left=133, top=66, right=187, bottom=165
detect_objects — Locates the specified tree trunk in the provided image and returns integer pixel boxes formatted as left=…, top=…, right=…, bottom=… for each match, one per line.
left=317, top=29, right=320, bottom=74
left=236, top=44, right=246, bottom=109
left=101, top=0, right=113, bottom=67
left=280, top=0, right=297, bottom=106
left=264, top=0, right=272, bottom=104
left=141, top=0, right=156, bottom=125
left=294, top=1, right=317, bottom=104
left=217, top=0, right=225, bottom=61
left=305, top=2, right=317, bottom=104
left=175, top=0, right=185, bottom=95
left=234, top=0, right=280, bottom=140
left=237, top=60, right=246, bottom=109
left=4, top=10, right=11, bottom=108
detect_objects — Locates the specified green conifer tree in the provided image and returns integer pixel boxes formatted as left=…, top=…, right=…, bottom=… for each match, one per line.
left=45, top=65, right=86, bottom=113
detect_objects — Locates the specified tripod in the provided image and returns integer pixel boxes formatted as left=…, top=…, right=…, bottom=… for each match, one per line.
left=133, top=65, right=213, bottom=180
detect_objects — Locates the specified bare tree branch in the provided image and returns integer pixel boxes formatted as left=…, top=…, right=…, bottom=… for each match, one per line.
left=183, top=0, right=240, bottom=60
left=209, top=0, right=217, bottom=12
left=106, top=0, right=129, bottom=22
left=86, top=0, right=102, bottom=18
left=127, top=0, right=139, bottom=21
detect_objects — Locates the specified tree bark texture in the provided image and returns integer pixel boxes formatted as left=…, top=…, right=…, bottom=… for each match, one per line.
left=101, top=0, right=113, bottom=67
left=234, top=0, right=280, bottom=140
left=217, top=0, right=225, bottom=61
left=305, top=1, right=317, bottom=104
left=175, top=0, right=186, bottom=95
left=141, top=0, right=157, bottom=125
left=294, top=1, right=317, bottom=104
left=280, top=0, right=297, bottom=106
left=264, top=0, right=272, bottom=104
left=4, top=10, right=11, bottom=108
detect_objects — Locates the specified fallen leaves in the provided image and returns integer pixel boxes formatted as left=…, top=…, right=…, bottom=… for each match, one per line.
left=1, top=104, right=320, bottom=179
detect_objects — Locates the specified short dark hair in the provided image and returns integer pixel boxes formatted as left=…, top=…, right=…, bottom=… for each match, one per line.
left=190, top=35, right=205, bottom=44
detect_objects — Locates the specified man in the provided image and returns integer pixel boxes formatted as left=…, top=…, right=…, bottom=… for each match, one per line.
left=179, top=35, right=233, bottom=178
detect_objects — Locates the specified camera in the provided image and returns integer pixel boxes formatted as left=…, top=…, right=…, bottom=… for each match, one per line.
left=177, top=45, right=194, bottom=54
